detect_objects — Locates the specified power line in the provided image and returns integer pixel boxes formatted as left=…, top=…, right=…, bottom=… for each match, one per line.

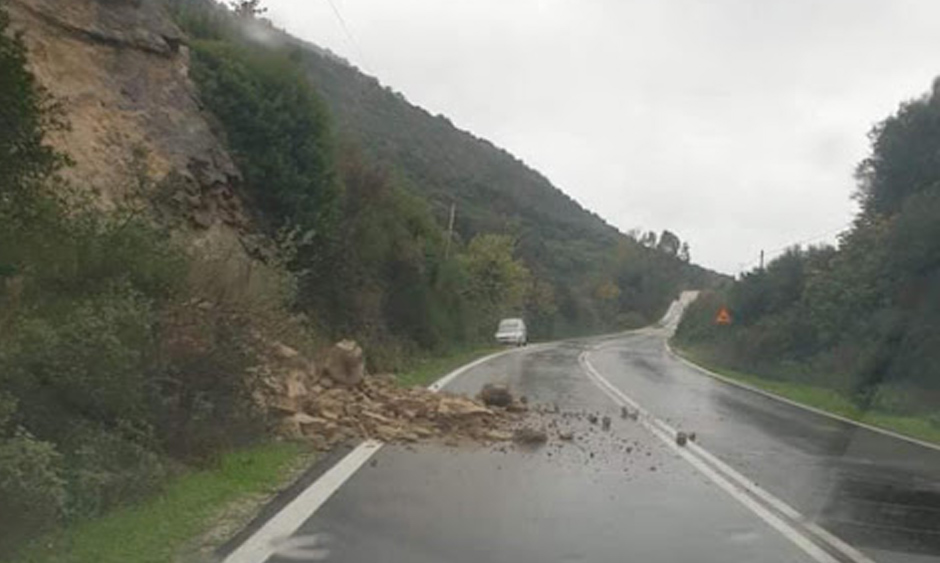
left=736, top=221, right=853, bottom=277
left=324, top=0, right=372, bottom=72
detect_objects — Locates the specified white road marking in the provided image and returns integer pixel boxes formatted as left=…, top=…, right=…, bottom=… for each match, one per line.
left=579, top=350, right=850, bottom=563
left=224, top=344, right=537, bottom=563
left=427, top=344, right=546, bottom=392
left=665, top=342, right=940, bottom=453
left=270, top=534, right=332, bottom=560
left=679, top=432, right=877, bottom=563
left=223, top=440, right=383, bottom=563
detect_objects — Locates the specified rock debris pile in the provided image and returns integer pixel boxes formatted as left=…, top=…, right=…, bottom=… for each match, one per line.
left=256, top=340, right=527, bottom=451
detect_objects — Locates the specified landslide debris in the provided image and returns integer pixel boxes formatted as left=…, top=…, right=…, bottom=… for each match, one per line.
left=257, top=339, right=661, bottom=466
left=258, top=340, right=526, bottom=450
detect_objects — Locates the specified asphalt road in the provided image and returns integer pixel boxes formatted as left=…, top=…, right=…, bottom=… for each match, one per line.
left=236, top=297, right=940, bottom=563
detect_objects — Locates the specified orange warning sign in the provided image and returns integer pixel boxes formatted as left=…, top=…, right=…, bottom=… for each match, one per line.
left=715, top=307, right=732, bottom=325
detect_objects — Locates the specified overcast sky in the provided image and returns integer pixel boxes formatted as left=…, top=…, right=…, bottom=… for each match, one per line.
left=262, top=0, right=940, bottom=274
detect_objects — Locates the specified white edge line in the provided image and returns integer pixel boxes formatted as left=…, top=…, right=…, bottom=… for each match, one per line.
left=664, top=342, right=940, bottom=453
left=426, top=343, right=545, bottom=392
left=578, top=351, right=848, bottom=563
left=224, top=343, right=538, bottom=563
left=222, top=440, right=383, bottom=563
left=685, top=436, right=878, bottom=563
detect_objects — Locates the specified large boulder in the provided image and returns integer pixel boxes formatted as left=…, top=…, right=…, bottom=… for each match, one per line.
left=321, top=340, right=366, bottom=387
left=478, top=383, right=513, bottom=407
left=253, top=341, right=317, bottom=415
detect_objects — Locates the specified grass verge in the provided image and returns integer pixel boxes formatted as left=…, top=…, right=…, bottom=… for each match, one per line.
left=13, top=441, right=315, bottom=563
left=675, top=346, right=940, bottom=447
left=396, top=345, right=503, bottom=388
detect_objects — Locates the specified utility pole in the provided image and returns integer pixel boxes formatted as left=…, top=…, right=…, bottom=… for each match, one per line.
left=444, top=202, right=456, bottom=259
left=759, top=249, right=765, bottom=271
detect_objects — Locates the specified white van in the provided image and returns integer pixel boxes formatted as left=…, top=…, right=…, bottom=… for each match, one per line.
left=495, top=318, right=527, bottom=346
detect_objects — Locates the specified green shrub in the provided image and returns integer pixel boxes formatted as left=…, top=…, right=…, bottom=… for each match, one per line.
left=2, top=290, right=157, bottom=437
left=60, top=422, right=166, bottom=519
left=0, top=430, right=66, bottom=547
left=150, top=298, right=267, bottom=462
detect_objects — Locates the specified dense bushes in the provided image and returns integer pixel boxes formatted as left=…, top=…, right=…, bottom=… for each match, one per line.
left=676, top=80, right=940, bottom=415
left=0, top=412, right=66, bottom=544
left=0, top=8, right=278, bottom=551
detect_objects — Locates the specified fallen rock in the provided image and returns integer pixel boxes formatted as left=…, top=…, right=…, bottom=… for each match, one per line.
left=484, top=430, right=514, bottom=441
left=273, top=342, right=300, bottom=361
left=322, top=339, right=366, bottom=387
left=278, top=412, right=318, bottom=439
left=437, top=396, right=492, bottom=417
left=688, top=432, right=697, bottom=442
left=513, top=427, right=548, bottom=445
left=478, top=384, right=513, bottom=407
left=506, top=402, right=528, bottom=413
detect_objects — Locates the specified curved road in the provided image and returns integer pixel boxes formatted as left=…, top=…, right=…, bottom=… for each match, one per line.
left=229, top=295, right=940, bottom=563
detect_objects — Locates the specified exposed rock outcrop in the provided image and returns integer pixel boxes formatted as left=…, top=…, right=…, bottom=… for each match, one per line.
left=7, top=0, right=250, bottom=238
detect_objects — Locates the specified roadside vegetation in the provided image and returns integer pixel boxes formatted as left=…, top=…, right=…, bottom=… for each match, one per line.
left=0, top=5, right=316, bottom=556
left=13, top=442, right=313, bottom=563
left=675, top=79, right=940, bottom=442
left=677, top=349, right=940, bottom=445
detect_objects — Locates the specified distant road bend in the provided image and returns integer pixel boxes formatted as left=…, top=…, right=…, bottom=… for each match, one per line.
left=224, top=292, right=940, bottom=563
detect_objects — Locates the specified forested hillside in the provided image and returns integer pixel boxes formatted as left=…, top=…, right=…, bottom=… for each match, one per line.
left=0, top=0, right=719, bottom=552
left=170, top=0, right=718, bottom=351
left=676, top=79, right=940, bottom=422
left=291, top=35, right=723, bottom=336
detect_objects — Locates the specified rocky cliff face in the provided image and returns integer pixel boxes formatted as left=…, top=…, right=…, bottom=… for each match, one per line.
left=7, top=0, right=251, bottom=246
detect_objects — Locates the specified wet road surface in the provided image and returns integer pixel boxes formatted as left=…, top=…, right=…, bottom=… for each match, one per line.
left=243, top=301, right=940, bottom=563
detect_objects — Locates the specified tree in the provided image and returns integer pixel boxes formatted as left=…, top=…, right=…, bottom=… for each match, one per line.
left=595, top=279, right=621, bottom=302
left=0, top=7, right=64, bottom=214
left=657, top=230, right=681, bottom=257
left=229, top=0, right=267, bottom=18
left=855, top=79, right=940, bottom=218
left=679, top=242, right=691, bottom=262
left=189, top=40, right=340, bottom=270
left=461, top=234, right=531, bottom=315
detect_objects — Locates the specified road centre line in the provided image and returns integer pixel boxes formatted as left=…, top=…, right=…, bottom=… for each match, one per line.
left=223, top=344, right=534, bottom=563
left=587, top=340, right=895, bottom=560
left=579, top=348, right=866, bottom=563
